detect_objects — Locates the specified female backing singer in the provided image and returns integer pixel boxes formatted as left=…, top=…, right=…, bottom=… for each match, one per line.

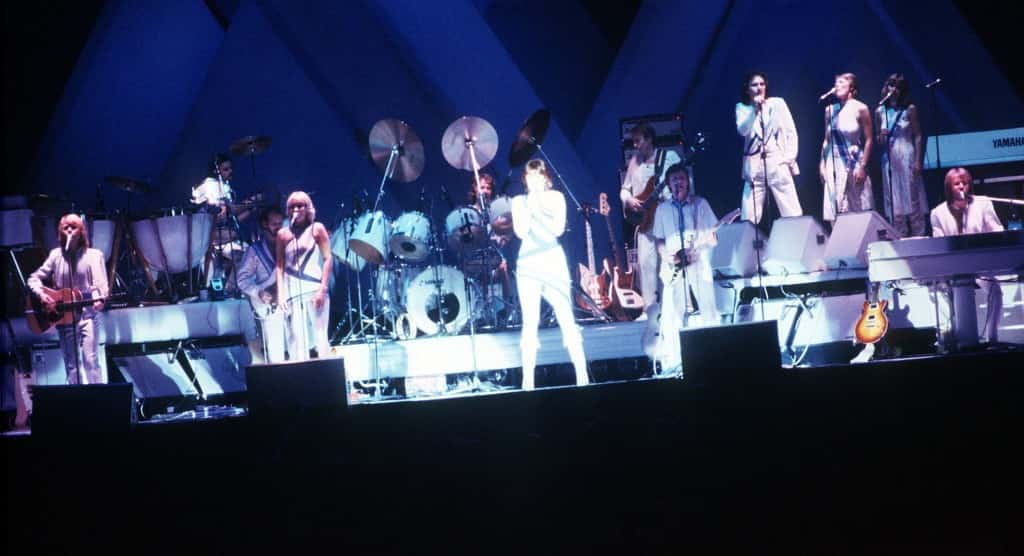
left=510, top=160, right=588, bottom=390
left=819, top=72, right=874, bottom=222
left=876, top=73, right=928, bottom=236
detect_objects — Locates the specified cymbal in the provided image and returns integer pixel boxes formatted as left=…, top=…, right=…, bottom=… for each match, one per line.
left=368, top=119, right=425, bottom=183
left=104, top=176, right=150, bottom=193
left=509, top=109, right=550, bottom=167
left=441, top=116, right=498, bottom=171
left=229, top=135, right=272, bottom=156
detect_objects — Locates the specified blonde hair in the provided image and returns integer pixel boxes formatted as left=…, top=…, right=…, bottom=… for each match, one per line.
left=58, top=213, right=90, bottom=249
left=286, top=191, right=316, bottom=222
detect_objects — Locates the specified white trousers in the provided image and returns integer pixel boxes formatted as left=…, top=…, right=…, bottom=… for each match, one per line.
left=286, top=292, right=330, bottom=360
left=58, top=317, right=103, bottom=384
left=636, top=230, right=659, bottom=311
left=742, top=155, right=803, bottom=224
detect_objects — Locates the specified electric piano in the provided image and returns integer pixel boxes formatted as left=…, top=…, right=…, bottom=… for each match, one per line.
left=867, top=230, right=1024, bottom=283
left=924, top=127, right=1024, bottom=169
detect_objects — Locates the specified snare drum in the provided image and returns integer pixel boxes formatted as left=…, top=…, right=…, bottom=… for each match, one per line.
left=130, top=209, right=213, bottom=273
left=330, top=217, right=366, bottom=272
left=389, top=211, right=432, bottom=261
left=405, top=265, right=479, bottom=336
left=348, top=211, right=389, bottom=265
left=445, top=207, right=486, bottom=252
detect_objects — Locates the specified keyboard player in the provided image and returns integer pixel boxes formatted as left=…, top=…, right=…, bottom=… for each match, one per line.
left=930, top=167, right=1005, bottom=343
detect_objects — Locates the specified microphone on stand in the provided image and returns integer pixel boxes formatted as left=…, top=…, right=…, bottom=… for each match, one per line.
left=925, top=78, right=943, bottom=89
left=440, top=184, right=455, bottom=210
left=818, top=87, right=836, bottom=102
left=877, top=90, right=895, bottom=107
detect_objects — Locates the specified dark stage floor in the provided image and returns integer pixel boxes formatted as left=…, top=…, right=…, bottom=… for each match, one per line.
left=5, top=349, right=1023, bottom=553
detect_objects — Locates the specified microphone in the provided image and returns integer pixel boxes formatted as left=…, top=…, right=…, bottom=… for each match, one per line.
left=818, top=87, right=836, bottom=101
left=877, top=90, right=894, bottom=106
left=64, top=229, right=75, bottom=252
left=440, top=184, right=455, bottom=209
left=925, top=78, right=942, bottom=89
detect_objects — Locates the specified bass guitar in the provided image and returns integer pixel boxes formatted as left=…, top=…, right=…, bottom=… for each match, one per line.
left=598, top=192, right=643, bottom=320
left=25, top=286, right=121, bottom=334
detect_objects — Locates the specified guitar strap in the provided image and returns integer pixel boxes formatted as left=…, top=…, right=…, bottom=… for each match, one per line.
left=254, top=240, right=276, bottom=276
left=829, top=102, right=861, bottom=172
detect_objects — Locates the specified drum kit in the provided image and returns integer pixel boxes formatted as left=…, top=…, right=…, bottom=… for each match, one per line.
left=333, top=116, right=520, bottom=344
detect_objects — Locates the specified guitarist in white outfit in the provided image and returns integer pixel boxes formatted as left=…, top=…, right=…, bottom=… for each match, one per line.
left=237, top=206, right=286, bottom=363
left=650, top=165, right=721, bottom=376
left=27, top=214, right=108, bottom=384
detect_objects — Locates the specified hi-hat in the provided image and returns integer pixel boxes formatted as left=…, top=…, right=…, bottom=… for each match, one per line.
left=229, top=135, right=272, bottom=156
left=104, top=176, right=150, bottom=194
left=509, top=109, right=550, bottom=167
left=368, top=119, right=425, bottom=183
left=441, top=116, right=498, bottom=171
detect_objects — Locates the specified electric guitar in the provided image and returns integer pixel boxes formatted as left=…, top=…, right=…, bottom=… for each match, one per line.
left=248, top=272, right=279, bottom=319
left=624, top=133, right=708, bottom=232
left=25, top=286, right=122, bottom=334
left=598, top=192, right=643, bottom=320
left=575, top=202, right=612, bottom=313
left=854, top=282, right=889, bottom=344
left=658, top=208, right=741, bottom=286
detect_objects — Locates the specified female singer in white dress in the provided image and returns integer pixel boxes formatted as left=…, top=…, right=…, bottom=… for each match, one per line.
left=511, top=160, right=588, bottom=390
left=819, top=72, right=875, bottom=222
left=735, top=71, right=803, bottom=223
left=876, top=73, right=928, bottom=236
left=276, top=191, right=333, bottom=361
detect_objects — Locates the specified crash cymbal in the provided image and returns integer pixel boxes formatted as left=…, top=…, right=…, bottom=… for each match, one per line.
left=368, top=119, right=425, bottom=183
left=509, top=109, right=550, bottom=167
left=229, top=135, right=272, bottom=156
left=441, top=116, right=498, bottom=172
left=104, top=176, right=150, bottom=194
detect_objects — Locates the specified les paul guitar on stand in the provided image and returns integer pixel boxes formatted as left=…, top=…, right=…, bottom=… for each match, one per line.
left=854, top=282, right=889, bottom=345
left=598, top=193, right=643, bottom=320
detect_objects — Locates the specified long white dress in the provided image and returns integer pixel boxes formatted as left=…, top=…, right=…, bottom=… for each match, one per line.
left=878, top=106, right=928, bottom=236
left=822, top=100, right=873, bottom=221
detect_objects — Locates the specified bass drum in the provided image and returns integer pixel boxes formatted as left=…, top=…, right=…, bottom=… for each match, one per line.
left=405, top=265, right=479, bottom=336
left=389, top=211, right=432, bottom=261
left=348, top=211, right=389, bottom=265
left=130, top=209, right=213, bottom=273
left=444, top=206, right=486, bottom=252
left=330, top=217, right=366, bottom=272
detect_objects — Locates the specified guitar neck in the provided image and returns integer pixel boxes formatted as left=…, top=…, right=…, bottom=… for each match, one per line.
left=603, top=213, right=622, bottom=268
left=584, top=219, right=595, bottom=272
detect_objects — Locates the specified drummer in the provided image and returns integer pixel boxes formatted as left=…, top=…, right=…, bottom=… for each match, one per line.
left=191, top=153, right=252, bottom=293
left=466, top=172, right=517, bottom=324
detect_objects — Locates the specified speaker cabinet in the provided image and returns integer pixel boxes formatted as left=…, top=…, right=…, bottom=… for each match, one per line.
left=680, top=320, right=782, bottom=387
left=245, top=357, right=347, bottom=419
left=764, top=216, right=828, bottom=275
left=30, top=383, right=134, bottom=437
left=824, top=210, right=899, bottom=270
left=711, top=221, right=765, bottom=278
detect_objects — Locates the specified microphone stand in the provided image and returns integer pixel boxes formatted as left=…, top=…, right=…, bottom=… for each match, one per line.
left=827, top=102, right=841, bottom=227
left=755, top=102, right=769, bottom=321
left=880, top=97, right=896, bottom=227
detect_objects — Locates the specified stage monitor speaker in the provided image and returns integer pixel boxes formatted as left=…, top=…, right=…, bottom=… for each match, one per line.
left=183, top=344, right=250, bottom=396
left=824, top=210, right=900, bottom=270
left=31, top=383, right=134, bottom=437
left=112, top=353, right=198, bottom=399
left=31, top=345, right=69, bottom=386
left=245, top=357, right=347, bottom=419
left=711, top=221, right=764, bottom=278
left=763, top=216, right=828, bottom=275
left=680, top=320, right=782, bottom=387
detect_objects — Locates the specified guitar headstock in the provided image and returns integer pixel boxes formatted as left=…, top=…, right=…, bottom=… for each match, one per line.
left=598, top=192, right=610, bottom=217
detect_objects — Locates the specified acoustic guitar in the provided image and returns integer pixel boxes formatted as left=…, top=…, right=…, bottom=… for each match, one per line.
left=25, top=286, right=120, bottom=334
